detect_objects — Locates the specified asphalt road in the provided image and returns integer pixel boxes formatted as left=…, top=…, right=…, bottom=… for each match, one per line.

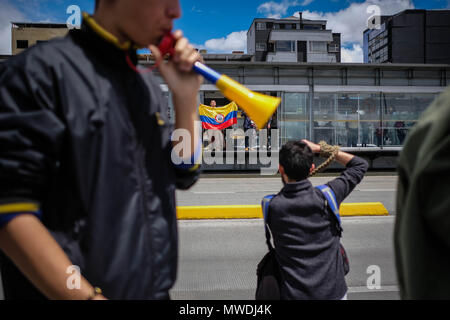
left=171, top=216, right=399, bottom=300
left=0, top=175, right=399, bottom=300
left=171, top=175, right=399, bottom=300
left=173, top=175, right=399, bottom=300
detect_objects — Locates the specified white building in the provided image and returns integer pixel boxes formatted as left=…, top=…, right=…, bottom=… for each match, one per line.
left=247, top=12, right=341, bottom=63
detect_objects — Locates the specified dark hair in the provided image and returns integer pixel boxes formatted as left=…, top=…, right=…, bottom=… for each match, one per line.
left=95, top=0, right=99, bottom=11
left=279, top=141, right=314, bottom=181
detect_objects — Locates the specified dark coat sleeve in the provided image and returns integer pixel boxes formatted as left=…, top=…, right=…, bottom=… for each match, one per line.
left=326, top=156, right=369, bottom=205
left=0, top=62, right=65, bottom=208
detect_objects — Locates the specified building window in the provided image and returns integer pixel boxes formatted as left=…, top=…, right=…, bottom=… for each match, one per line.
left=256, top=42, right=267, bottom=51
left=303, top=25, right=321, bottom=30
left=370, top=45, right=388, bottom=63
left=283, top=24, right=298, bottom=30
left=310, top=41, right=328, bottom=53
left=275, top=41, right=295, bottom=52
left=256, top=22, right=266, bottom=30
left=328, top=44, right=339, bottom=53
left=16, top=40, right=29, bottom=49
left=368, top=29, right=388, bottom=54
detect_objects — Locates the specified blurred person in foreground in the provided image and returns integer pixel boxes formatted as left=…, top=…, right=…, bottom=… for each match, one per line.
left=395, top=87, right=450, bottom=299
left=0, top=0, right=203, bottom=300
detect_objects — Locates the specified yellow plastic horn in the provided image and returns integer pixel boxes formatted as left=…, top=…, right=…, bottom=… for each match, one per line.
left=216, top=75, right=281, bottom=129
left=193, top=62, right=281, bottom=129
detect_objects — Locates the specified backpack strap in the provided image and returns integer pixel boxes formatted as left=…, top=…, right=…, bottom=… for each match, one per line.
left=316, top=185, right=343, bottom=237
left=262, top=195, right=276, bottom=251
left=262, top=195, right=275, bottom=221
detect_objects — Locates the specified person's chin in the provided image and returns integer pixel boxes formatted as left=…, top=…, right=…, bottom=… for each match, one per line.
left=132, top=34, right=159, bottom=48
left=152, top=34, right=164, bottom=46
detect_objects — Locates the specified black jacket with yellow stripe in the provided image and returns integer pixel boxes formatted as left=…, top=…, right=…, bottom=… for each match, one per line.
left=0, top=17, right=200, bottom=300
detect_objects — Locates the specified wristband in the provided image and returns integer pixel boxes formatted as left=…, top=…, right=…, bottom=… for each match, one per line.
left=87, top=287, right=103, bottom=300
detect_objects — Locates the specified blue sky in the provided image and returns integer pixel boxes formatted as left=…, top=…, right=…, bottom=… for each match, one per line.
left=1, top=0, right=449, bottom=61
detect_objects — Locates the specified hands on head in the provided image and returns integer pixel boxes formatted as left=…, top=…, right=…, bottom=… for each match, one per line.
left=301, top=139, right=354, bottom=166
left=301, top=140, right=321, bottom=154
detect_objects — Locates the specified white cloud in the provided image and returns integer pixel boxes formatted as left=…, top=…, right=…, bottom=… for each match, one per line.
left=0, top=1, right=25, bottom=55
left=191, top=5, right=203, bottom=14
left=258, top=1, right=295, bottom=19
left=202, top=31, right=247, bottom=53
left=300, top=0, right=415, bottom=46
left=341, top=44, right=364, bottom=63
left=257, top=0, right=315, bottom=19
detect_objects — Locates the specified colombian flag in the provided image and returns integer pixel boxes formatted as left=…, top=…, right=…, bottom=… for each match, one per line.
left=199, top=102, right=238, bottom=130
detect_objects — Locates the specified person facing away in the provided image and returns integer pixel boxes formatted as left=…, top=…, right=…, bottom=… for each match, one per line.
left=395, top=87, right=450, bottom=299
left=266, top=140, right=368, bottom=300
left=0, top=0, right=203, bottom=300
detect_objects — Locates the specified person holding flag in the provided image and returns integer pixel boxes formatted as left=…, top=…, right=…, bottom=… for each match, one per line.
left=200, top=101, right=238, bottom=151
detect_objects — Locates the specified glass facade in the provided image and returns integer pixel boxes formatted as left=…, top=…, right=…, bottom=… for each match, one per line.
left=280, top=93, right=310, bottom=143
left=183, top=90, right=438, bottom=149
left=281, top=92, right=437, bottom=147
left=382, top=93, right=435, bottom=146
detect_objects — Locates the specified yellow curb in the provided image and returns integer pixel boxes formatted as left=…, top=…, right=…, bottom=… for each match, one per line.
left=177, top=205, right=263, bottom=220
left=177, top=203, right=389, bottom=220
left=340, top=203, right=389, bottom=217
